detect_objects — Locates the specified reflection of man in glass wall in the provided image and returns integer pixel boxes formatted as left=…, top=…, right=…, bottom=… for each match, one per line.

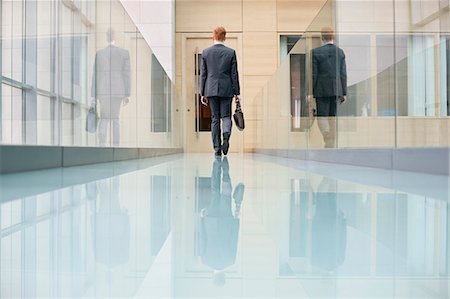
left=199, top=157, right=244, bottom=286
left=288, top=177, right=346, bottom=274
left=91, top=28, right=131, bottom=146
left=311, top=27, right=347, bottom=148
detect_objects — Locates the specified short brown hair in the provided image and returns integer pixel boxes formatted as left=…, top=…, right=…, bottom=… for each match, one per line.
left=321, top=26, right=335, bottom=42
left=213, top=27, right=227, bottom=42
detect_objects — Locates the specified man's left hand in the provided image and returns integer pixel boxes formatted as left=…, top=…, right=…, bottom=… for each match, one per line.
left=340, top=96, right=347, bottom=104
left=201, top=96, right=208, bottom=106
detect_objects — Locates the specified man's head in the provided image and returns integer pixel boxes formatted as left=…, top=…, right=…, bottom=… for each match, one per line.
left=212, top=270, right=226, bottom=287
left=107, top=28, right=116, bottom=44
left=321, top=26, right=335, bottom=43
left=213, top=27, right=227, bottom=42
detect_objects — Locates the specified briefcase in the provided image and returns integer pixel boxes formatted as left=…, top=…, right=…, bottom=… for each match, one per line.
left=86, top=106, right=98, bottom=133
left=233, top=101, right=245, bottom=131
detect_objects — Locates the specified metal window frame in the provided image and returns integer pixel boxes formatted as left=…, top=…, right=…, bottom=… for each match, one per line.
left=21, top=0, right=26, bottom=144
left=0, top=0, right=3, bottom=143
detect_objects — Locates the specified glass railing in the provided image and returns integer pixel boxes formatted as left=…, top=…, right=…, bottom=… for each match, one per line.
left=254, top=0, right=450, bottom=152
left=1, top=0, right=182, bottom=149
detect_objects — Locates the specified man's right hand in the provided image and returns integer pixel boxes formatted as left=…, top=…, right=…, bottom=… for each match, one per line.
left=235, top=95, right=242, bottom=103
left=201, top=96, right=208, bottom=106
left=90, top=98, right=97, bottom=110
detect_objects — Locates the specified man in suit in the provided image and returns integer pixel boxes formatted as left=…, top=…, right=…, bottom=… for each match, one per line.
left=200, top=27, right=241, bottom=157
left=311, top=27, right=347, bottom=148
left=91, top=28, right=131, bottom=146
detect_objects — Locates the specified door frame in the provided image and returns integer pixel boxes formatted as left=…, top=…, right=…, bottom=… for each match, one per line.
left=180, top=32, right=243, bottom=153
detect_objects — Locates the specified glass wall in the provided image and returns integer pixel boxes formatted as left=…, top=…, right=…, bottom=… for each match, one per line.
left=254, top=0, right=450, bottom=151
left=0, top=0, right=182, bottom=148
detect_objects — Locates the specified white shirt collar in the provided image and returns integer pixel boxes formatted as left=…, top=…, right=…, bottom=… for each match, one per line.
left=214, top=41, right=225, bottom=45
left=324, top=41, right=334, bottom=45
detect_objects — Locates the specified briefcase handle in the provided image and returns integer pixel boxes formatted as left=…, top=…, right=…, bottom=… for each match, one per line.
left=235, top=101, right=242, bottom=112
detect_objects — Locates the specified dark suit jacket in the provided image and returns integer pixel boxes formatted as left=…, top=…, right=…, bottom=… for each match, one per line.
left=200, top=44, right=240, bottom=98
left=200, top=210, right=240, bottom=271
left=312, top=43, right=347, bottom=98
left=91, top=45, right=131, bottom=99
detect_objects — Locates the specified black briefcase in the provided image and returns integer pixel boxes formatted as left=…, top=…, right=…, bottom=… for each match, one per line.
left=233, top=101, right=245, bottom=131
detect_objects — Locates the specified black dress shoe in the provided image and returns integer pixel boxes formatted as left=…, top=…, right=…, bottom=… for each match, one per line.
left=222, top=132, right=230, bottom=155
left=215, top=150, right=222, bottom=157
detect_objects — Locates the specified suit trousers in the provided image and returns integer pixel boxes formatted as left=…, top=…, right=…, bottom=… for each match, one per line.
left=316, top=97, right=338, bottom=148
left=98, top=97, right=123, bottom=146
left=209, top=97, right=233, bottom=152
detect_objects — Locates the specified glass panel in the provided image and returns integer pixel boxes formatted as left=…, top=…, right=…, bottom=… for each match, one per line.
left=395, top=1, right=448, bottom=148
left=407, top=34, right=435, bottom=117
left=1, top=83, right=12, bottom=144
left=338, top=35, right=371, bottom=118
left=11, top=0, right=23, bottom=82
left=61, top=102, right=73, bottom=146
left=36, top=219, right=51, bottom=298
left=11, top=87, right=23, bottom=144
left=1, top=232, right=22, bottom=298
left=150, top=176, right=171, bottom=254
left=2, top=0, right=13, bottom=79
left=119, top=22, right=137, bottom=148
left=2, top=85, right=23, bottom=144
left=1, top=199, right=22, bottom=229
left=36, top=95, right=53, bottom=145
left=376, top=35, right=398, bottom=116
left=36, top=193, right=52, bottom=216
left=60, top=4, right=73, bottom=100
left=1, top=0, right=23, bottom=82
left=151, top=54, right=171, bottom=133
left=136, top=32, right=151, bottom=147
left=37, top=0, right=53, bottom=91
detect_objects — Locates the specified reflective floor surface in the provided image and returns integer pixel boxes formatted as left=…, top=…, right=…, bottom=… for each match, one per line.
left=0, top=154, right=449, bottom=298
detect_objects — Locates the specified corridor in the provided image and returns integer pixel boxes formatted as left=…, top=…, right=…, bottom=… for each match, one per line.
left=0, top=154, right=448, bottom=298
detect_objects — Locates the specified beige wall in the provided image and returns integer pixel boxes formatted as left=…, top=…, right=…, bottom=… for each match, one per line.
left=175, top=0, right=327, bottom=152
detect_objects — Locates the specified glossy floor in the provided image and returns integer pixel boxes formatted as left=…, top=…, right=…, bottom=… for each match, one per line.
left=0, top=154, right=449, bottom=299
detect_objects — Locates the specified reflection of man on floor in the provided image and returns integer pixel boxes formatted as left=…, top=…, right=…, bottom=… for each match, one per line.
left=311, top=27, right=347, bottom=148
left=311, top=177, right=346, bottom=271
left=90, top=177, right=130, bottom=269
left=199, top=157, right=244, bottom=286
left=91, top=28, right=131, bottom=146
